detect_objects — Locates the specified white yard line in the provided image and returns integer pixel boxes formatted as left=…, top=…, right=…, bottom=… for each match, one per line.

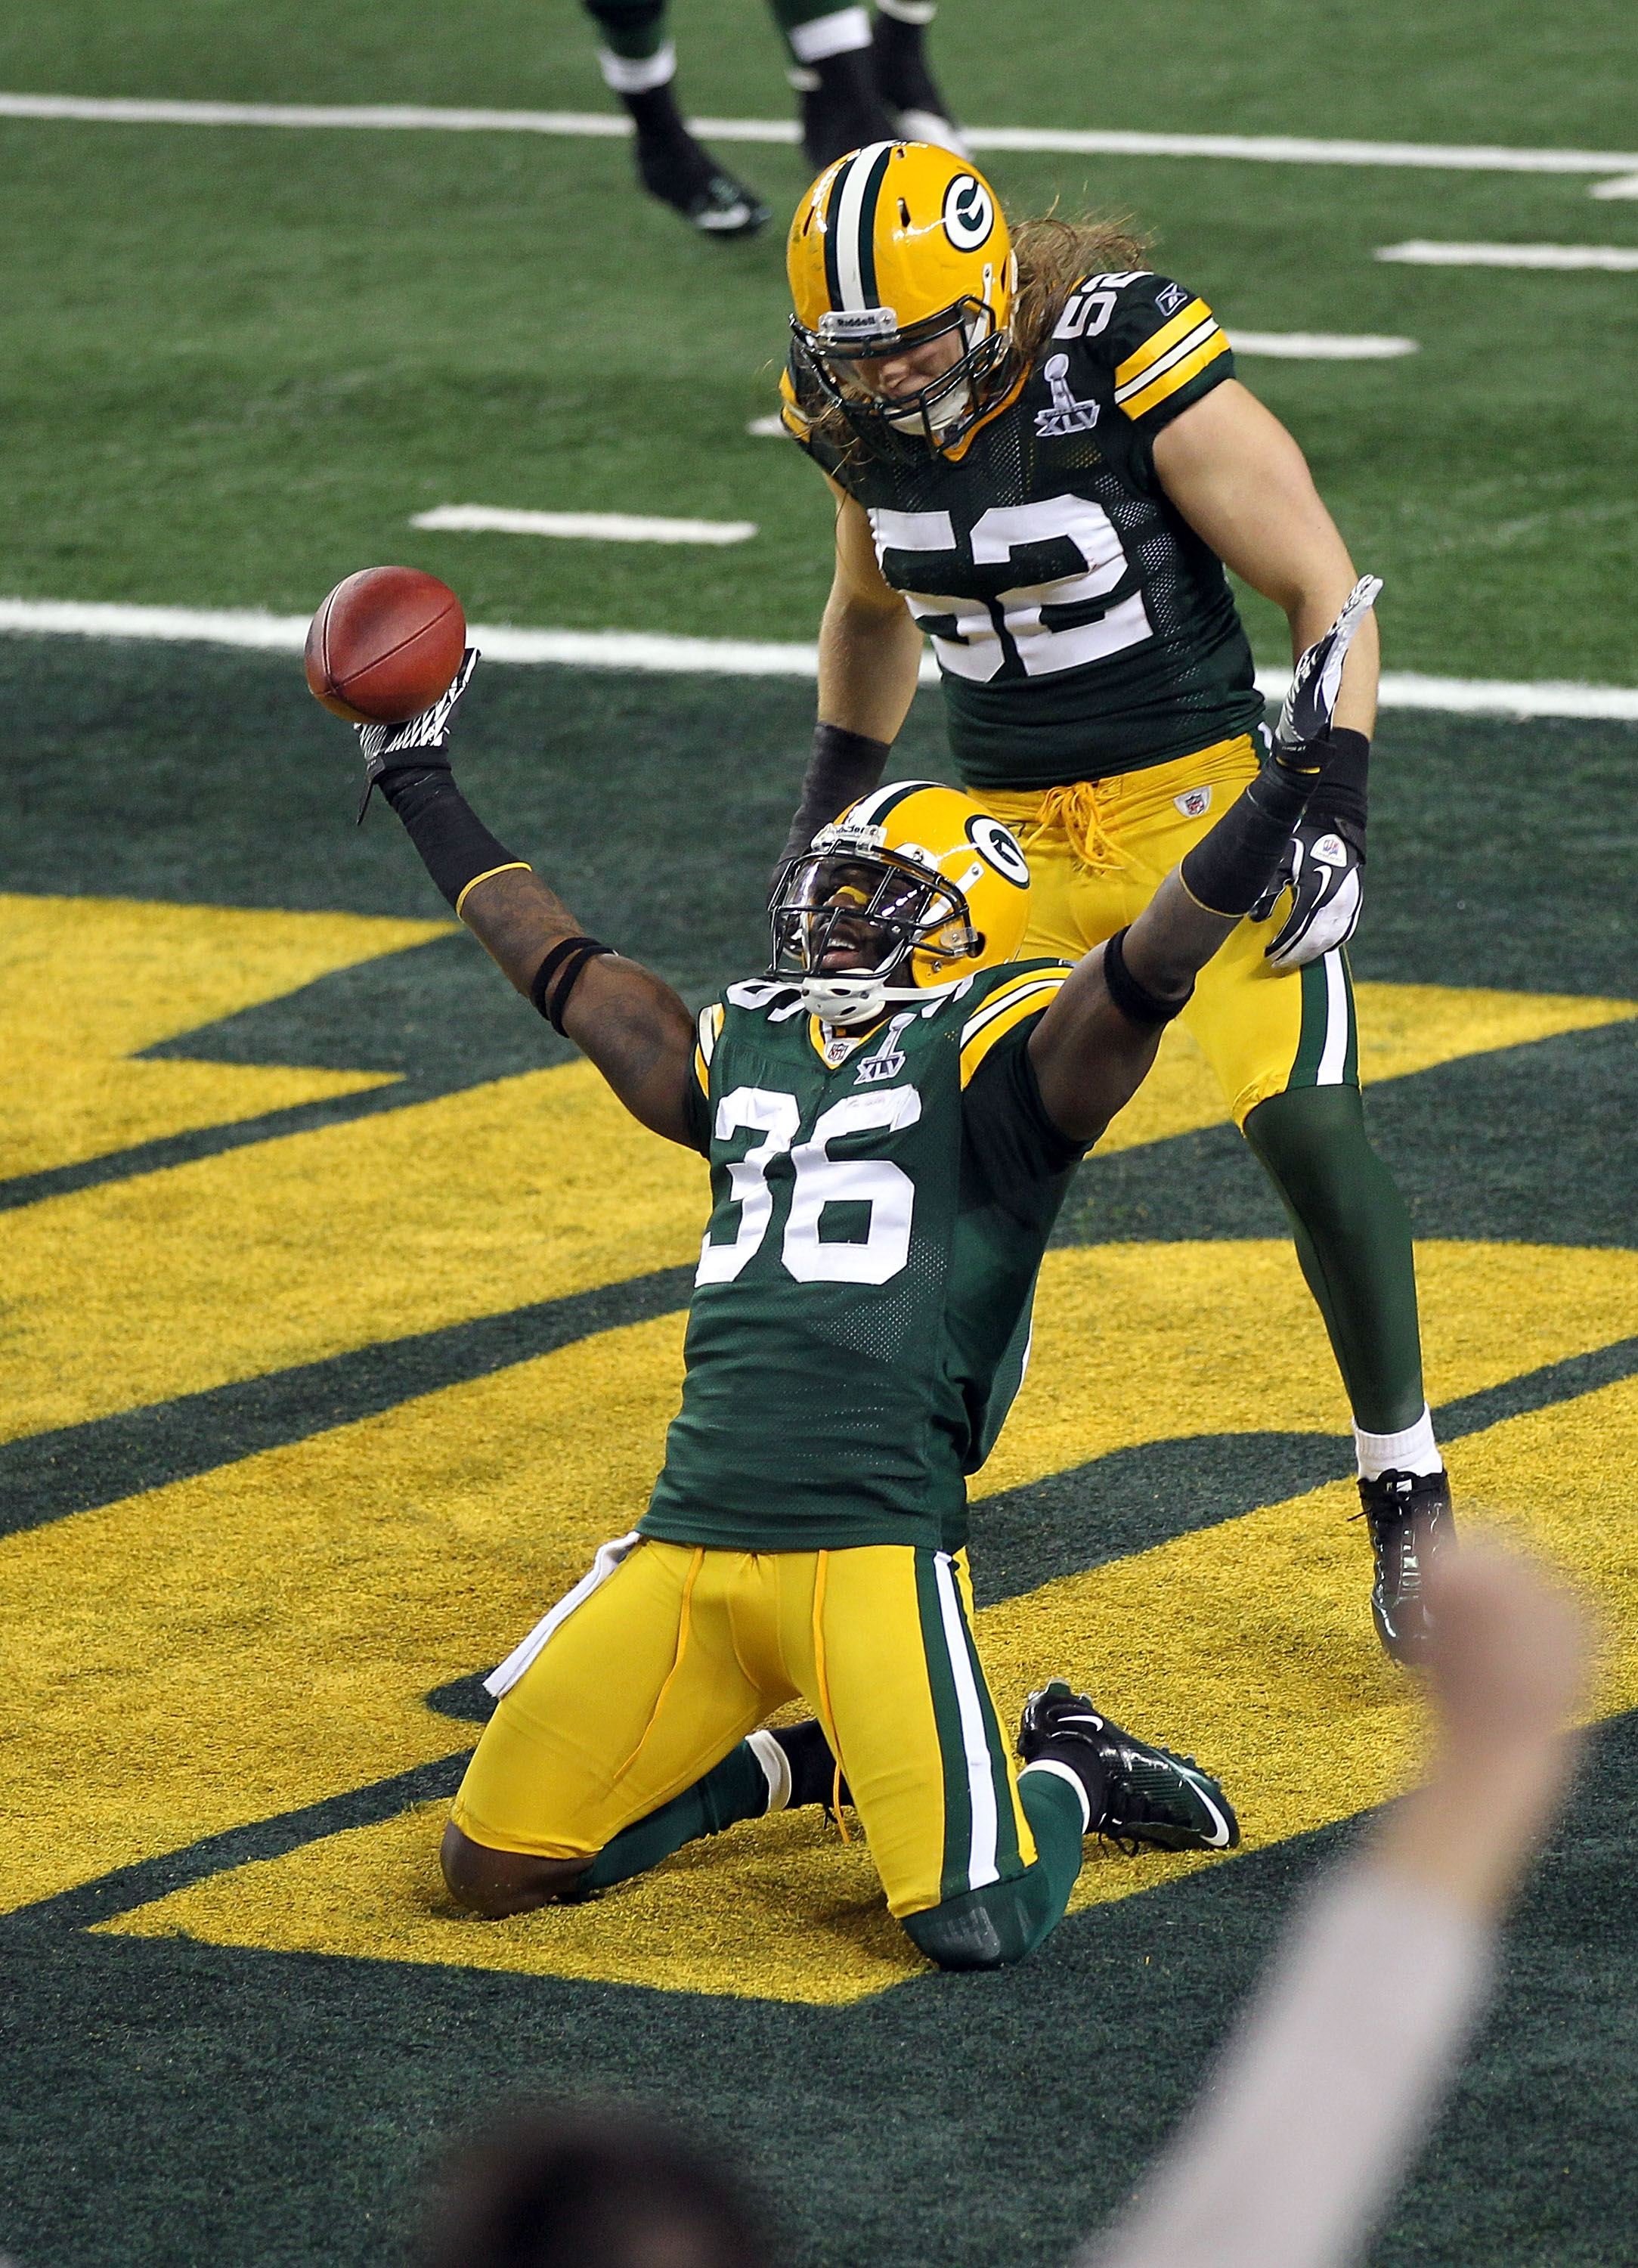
left=1, top=92, right=1636, bottom=178
left=1228, top=331, right=1418, bottom=358
left=1, top=598, right=1634, bottom=719
left=410, top=505, right=757, bottom=543
left=1589, top=174, right=1638, bottom=200
left=1377, top=240, right=1638, bottom=269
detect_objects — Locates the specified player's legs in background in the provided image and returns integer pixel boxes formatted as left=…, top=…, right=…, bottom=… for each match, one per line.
left=444, top=1541, right=782, bottom=1913
left=792, top=1545, right=1088, bottom=1969
left=1147, top=752, right=1452, bottom=1664
left=977, top=745, right=1451, bottom=1664
left=867, top=1, right=967, bottom=152
left=770, top=1, right=895, bottom=167
left=577, top=0, right=770, bottom=236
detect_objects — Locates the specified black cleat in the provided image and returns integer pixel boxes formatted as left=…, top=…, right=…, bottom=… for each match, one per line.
left=1357, top=1467, right=1456, bottom=1664
left=769, top=1719, right=851, bottom=1815
left=798, top=49, right=897, bottom=171
left=871, top=10, right=968, bottom=156
left=1018, top=1681, right=1239, bottom=1854
left=634, top=129, right=769, bottom=238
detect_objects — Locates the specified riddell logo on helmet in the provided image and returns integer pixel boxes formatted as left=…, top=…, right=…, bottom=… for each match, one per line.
left=818, top=306, right=900, bottom=342
left=942, top=174, right=994, bottom=253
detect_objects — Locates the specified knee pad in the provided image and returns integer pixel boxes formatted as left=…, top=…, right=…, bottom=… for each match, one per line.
left=901, top=1871, right=1056, bottom=1972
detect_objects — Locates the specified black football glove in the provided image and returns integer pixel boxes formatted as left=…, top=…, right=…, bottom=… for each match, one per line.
left=352, top=646, right=480, bottom=822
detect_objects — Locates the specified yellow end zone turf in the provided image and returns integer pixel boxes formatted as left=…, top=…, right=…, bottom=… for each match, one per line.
left=1093, top=979, right=1635, bottom=1154
left=0, top=892, right=448, bottom=1179
left=93, top=1376, right=1638, bottom=2004
left=5, top=1240, right=1634, bottom=1916
left=0, top=965, right=1628, bottom=1444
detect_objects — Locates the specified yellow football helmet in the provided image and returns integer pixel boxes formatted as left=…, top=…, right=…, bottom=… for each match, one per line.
left=770, top=779, right=1033, bottom=1024
left=787, top=141, right=1018, bottom=454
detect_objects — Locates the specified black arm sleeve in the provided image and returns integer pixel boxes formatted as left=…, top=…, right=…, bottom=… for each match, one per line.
left=961, top=1018, right=1089, bottom=1207
left=379, top=766, right=528, bottom=912
left=1179, top=746, right=1328, bottom=917
left=776, top=723, right=893, bottom=872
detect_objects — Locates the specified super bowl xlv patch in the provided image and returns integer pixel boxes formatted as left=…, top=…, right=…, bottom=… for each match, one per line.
left=1034, top=352, right=1102, bottom=438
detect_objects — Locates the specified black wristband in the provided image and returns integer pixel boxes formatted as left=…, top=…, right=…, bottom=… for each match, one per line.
left=779, top=722, right=893, bottom=869
left=1302, top=727, right=1370, bottom=845
left=379, top=769, right=527, bottom=913
left=1103, top=925, right=1193, bottom=1028
left=529, top=935, right=615, bottom=1035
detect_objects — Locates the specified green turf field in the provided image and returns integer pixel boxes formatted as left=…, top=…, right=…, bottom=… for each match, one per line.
left=2, top=6, right=1637, bottom=2265
left=1, top=2, right=1636, bottom=677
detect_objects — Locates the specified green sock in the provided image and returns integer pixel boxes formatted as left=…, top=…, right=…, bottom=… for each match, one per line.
left=1016, top=1767, right=1087, bottom=1940
left=900, top=1769, right=1085, bottom=1967
left=580, top=1741, right=769, bottom=1892
left=1243, top=1084, right=1426, bottom=1433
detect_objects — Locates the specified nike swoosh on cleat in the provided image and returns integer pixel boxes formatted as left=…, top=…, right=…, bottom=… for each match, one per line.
left=1193, top=1786, right=1234, bottom=1847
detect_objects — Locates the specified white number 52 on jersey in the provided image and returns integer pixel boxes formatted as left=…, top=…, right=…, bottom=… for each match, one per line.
left=869, top=495, right=1154, bottom=682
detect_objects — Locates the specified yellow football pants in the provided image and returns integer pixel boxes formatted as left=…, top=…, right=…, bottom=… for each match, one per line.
left=451, top=1538, right=1036, bottom=1919
left=973, top=735, right=1358, bottom=1126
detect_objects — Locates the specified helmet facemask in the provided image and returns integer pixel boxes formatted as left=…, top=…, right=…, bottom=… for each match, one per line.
left=789, top=296, right=1015, bottom=457
left=769, top=842, right=982, bottom=1024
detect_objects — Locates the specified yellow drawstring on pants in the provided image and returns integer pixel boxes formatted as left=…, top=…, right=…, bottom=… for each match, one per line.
left=1026, top=779, right=1130, bottom=875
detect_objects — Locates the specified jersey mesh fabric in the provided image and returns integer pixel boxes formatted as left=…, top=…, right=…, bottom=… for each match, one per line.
left=788, top=271, right=1265, bottom=787
left=644, top=964, right=1084, bottom=1554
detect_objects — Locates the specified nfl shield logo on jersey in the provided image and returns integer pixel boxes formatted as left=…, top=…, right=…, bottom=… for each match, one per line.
left=1175, top=785, right=1212, bottom=818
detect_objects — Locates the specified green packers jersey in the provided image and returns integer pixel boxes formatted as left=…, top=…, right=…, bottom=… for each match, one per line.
left=640, top=961, right=1085, bottom=1556
left=785, top=271, right=1265, bottom=789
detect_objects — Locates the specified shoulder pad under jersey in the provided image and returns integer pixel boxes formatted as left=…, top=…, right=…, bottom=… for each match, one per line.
left=1046, top=271, right=1234, bottom=435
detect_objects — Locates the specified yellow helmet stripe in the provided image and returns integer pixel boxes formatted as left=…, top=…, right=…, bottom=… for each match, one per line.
left=827, top=140, right=896, bottom=311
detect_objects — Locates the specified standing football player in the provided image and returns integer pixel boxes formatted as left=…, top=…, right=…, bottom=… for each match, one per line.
left=326, top=590, right=1370, bottom=1966
left=776, top=144, right=1451, bottom=1662
left=577, top=0, right=961, bottom=237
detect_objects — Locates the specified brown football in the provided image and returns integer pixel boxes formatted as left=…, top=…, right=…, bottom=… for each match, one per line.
left=305, top=565, right=466, bottom=723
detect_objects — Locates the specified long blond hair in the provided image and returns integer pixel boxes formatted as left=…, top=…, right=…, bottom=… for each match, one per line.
left=795, top=208, right=1154, bottom=459
left=1008, top=211, right=1153, bottom=360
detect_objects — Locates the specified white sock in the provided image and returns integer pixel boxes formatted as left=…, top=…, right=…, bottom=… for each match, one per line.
left=1020, top=1757, right=1091, bottom=1834
left=746, top=1728, right=791, bottom=1814
left=789, top=7, right=873, bottom=63
left=596, top=41, right=677, bottom=94
left=1354, top=1404, right=1442, bottom=1481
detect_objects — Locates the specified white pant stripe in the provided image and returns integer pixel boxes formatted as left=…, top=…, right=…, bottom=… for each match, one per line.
left=483, top=1531, right=641, bottom=1698
left=933, top=1552, right=1000, bottom=1891
left=1317, top=950, right=1349, bottom=1085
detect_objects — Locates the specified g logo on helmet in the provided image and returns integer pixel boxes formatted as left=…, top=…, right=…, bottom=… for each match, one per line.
left=942, top=173, right=994, bottom=253
left=966, top=814, right=1030, bottom=887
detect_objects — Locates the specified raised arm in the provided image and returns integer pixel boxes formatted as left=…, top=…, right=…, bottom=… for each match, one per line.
left=1152, top=379, right=1378, bottom=735
left=343, top=661, right=699, bottom=1147
left=777, top=481, right=924, bottom=872
left=1082, top=1548, right=1590, bottom=2268
left=1030, top=582, right=1381, bottom=1143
